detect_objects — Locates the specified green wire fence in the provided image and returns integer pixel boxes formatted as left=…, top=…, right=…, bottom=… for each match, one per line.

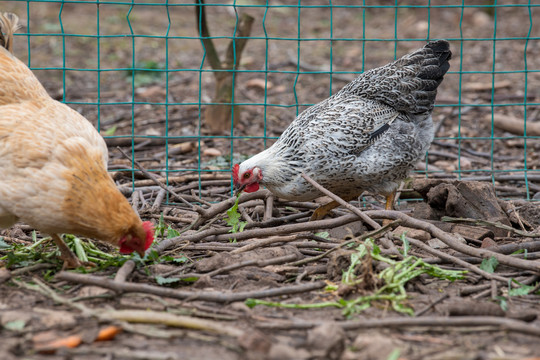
left=3, top=0, right=538, bottom=200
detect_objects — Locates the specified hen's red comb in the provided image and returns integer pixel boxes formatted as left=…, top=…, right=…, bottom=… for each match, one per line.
left=142, top=221, right=154, bottom=249
left=232, top=164, right=240, bottom=183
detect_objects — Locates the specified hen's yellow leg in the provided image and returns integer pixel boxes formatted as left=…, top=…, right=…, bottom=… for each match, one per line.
left=382, top=191, right=396, bottom=226
left=51, top=234, right=89, bottom=269
left=310, top=194, right=360, bottom=221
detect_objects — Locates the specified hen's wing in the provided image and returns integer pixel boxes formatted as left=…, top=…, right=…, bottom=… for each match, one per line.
left=341, top=40, right=451, bottom=115
left=276, top=95, right=400, bottom=162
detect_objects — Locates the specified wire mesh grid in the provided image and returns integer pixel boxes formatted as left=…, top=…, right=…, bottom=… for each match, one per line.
left=2, top=0, right=538, bottom=201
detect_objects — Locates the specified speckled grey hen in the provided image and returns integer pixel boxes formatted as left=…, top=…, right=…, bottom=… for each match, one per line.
left=233, top=40, right=451, bottom=219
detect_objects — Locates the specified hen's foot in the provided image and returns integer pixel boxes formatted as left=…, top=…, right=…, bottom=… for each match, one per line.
left=310, top=201, right=339, bottom=221
left=382, top=191, right=396, bottom=227
left=310, top=194, right=362, bottom=221
left=51, top=234, right=95, bottom=270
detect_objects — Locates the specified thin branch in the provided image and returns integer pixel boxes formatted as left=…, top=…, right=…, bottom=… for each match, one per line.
left=117, top=147, right=197, bottom=209
left=223, top=13, right=254, bottom=71
left=286, top=220, right=398, bottom=267
left=365, top=210, right=540, bottom=274
left=300, top=173, right=380, bottom=229
left=56, top=272, right=326, bottom=303
left=257, top=317, right=540, bottom=337
left=398, top=235, right=513, bottom=285
left=194, top=0, right=221, bottom=71
left=442, top=216, right=540, bottom=238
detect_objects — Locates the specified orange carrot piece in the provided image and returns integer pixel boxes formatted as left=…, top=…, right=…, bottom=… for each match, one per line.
left=96, top=325, right=122, bottom=341
left=36, top=335, right=82, bottom=353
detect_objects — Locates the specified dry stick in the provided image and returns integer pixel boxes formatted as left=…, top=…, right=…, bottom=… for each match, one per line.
left=103, top=309, right=243, bottom=337
left=300, top=173, right=380, bottom=230
left=165, top=253, right=300, bottom=280
left=414, top=293, right=450, bottom=317
left=56, top=272, right=326, bottom=303
left=264, top=195, right=274, bottom=221
left=399, top=235, right=513, bottom=285
left=257, top=317, right=540, bottom=337
left=365, top=210, right=540, bottom=274
left=128, top=174, right=230, bottom=188
left=131, top=190, right=140, bottom=214
left=490, top=280, right=498, bottom=300
left=191, top=190, right=271, bottom=229
left=231, top=234, right=312, bottom=254
left=151, top=188, right=167, bottom=213
left=442, top=216, right=540, bottom=238
left=115, top=260, right=136, bottom=282
left=460, top=283, right=491, bottom=296
left=204, top=253, right=299, bottom=278
left=211, top=214, right=361, bottom=243
left=117, top=147, right=198, bottom=209
left=156, top=213, right=361, bottom=254
left=10, top=263, right=55, bottom=276
left=17, top=278, right=246, bottom=338
left=286, top=220, right=398, bottom=267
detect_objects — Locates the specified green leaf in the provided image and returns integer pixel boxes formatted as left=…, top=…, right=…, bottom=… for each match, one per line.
left=480, top=256, right=499, bottom=273
left=314, top=231, right=330, bottom=239
left=166, top=226, right=181, bottom=239
left=245, top=298, right=257, bottom=308
left=386, top=349, right=401, bottom=360
left=511, top=248, right=527, bottom=259
left=156, top=213, right=166, bottom=238
left=103, top=125, right=117, bottom=136
left=508, top=279, right=535, bottom=297
left=400, top=232, right=410, bottom=256
left=225, top=196, right=247, bottom=234
left=496, top=296, right=508, bottom=311
left=173, top=256, right=189, bottom=264
left=155, top=276, right=181, bottom=285
left=226, top=198, right=242, bottom=226
left=4, top=320, right=26, bottom=331
left=0, top=238, right=11, bottom=249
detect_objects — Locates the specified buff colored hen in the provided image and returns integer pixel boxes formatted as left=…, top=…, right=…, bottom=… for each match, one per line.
left=0, top=13, right=154, bottom=268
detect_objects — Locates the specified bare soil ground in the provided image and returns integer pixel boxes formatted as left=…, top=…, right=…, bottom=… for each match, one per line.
left=1, top=1, right=540, bottom=359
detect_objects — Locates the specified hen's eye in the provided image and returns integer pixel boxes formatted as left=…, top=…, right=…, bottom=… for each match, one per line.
left=243, top=173, right=250, bottom=179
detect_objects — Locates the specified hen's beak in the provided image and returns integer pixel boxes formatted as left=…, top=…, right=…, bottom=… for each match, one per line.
left=234, top=183, right=246, bottom=197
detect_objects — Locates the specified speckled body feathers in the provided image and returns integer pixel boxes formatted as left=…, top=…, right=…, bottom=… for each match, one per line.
left=238, top=40, right=451, bottom=201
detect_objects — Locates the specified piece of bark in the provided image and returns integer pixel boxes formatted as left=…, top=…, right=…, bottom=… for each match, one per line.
left=425, top=220, right=494, bottom=241
left=499, top=199, right=540, bottom=228
left=447, top=300, right=505, bottom=317
left=413, top=180, right=511, bottom=237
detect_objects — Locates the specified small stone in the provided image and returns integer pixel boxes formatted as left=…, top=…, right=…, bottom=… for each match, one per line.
left=306, top=323, right=345, bottom=360
left=342, top=333, right=402, bottom=360
left=393, top=226, right=431, bottom=241
left=245, top=78, right=273, bottom=90
left=203, top=148, right=222, bottom=157
left=481, top=237, right=498, bottom=248
left=427, top=238, right=448, bottom=249
left=456, top=156, right=472, bottom=170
